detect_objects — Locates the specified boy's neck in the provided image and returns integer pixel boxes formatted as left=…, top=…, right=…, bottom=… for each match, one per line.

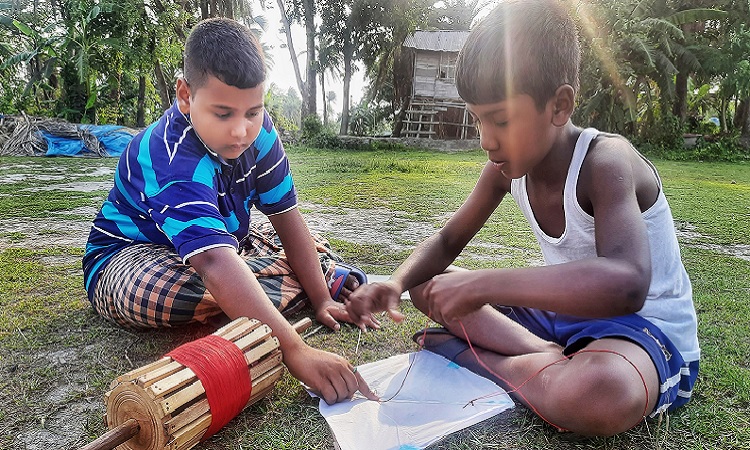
left=527, top=121, right=582, bottom=186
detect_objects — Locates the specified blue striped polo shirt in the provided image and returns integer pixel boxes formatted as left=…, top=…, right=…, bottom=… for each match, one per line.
left=82, top=102, right=297, bottom=300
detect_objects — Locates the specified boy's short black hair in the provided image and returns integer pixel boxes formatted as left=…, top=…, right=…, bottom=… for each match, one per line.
left=456, top=0, right=580, bottom=110
left=183, top=17, right=265, bottom=90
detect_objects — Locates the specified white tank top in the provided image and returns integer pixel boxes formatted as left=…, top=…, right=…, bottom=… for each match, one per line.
left=509, top=128, right=699, bottom=362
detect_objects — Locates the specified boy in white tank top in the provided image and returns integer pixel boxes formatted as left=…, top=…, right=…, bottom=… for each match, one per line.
left=346, top=0, right=699, bottom=436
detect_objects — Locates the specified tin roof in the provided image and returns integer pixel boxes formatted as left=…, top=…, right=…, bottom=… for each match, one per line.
left=403, top=30, right=469, bottom=52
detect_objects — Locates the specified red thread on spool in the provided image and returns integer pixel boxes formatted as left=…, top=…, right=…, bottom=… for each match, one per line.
left=168, top=334, right=252, bottom=440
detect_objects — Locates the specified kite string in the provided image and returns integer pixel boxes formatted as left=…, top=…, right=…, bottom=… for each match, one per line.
left=378, top=352, right=419, bottom=403
left=455, top=320, right=650, bottom=432
left=370, top=316, right=650, bottom=432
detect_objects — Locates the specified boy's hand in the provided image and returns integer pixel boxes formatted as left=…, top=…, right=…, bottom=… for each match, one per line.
left=346, top=280, right=405, bottom=329
left=284, top=345, right=379, bottom=405
left=314, top=298, right=381, bottom=331
left=422, top=271, right=481, bottom=325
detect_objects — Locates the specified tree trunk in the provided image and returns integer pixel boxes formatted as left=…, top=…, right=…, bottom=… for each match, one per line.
left=275, top=0, right=306, bottom=123
left=734, top=98, right=748, bottom=129
left=673, top=70, right=688, bottom=121
left=200, top=0, right=208, bottom=19
left=303, top=0, right=316, bottom=117
left=740, top=97, right=750, bottom=148
left=320, top=71, right=327, bottom=126
left=390, top=46, right=414, bottom=138
left=340, top=40, right=353, bottom=136
left=136, top=75, right=146, bottom=128
left=225, top=0, right=233, bottom=19
left=392, top=98, right=407, bottom=137
left=672, top=21, right=694, bottom=123
left=154, top=58, right=171, bottom=113
left=110, top=71, right=122, bottom=124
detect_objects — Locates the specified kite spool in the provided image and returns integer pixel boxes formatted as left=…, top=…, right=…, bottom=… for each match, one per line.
left=80, top=317, right=311, bottom=450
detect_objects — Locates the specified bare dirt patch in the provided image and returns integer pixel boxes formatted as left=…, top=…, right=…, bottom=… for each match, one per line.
left=676, top=221, right=750, bottom=261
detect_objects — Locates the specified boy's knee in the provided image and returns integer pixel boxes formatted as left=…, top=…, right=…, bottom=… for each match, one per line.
left=408, top=283, right=430, bottom=312
left=554, top=357, right=649, bottom=435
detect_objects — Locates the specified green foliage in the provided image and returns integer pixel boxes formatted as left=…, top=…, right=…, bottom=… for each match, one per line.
left=638, top=111, right=685, bottom=150
left=640, top=133, right=750, bottom=163
left=301, top=113, right=325, bottom=139
left=0, top=0, right=187, bottom=125
left=685, top=135, right=749, bottom=162
left=299, top=113, right=340, bottom=148
left=296, top=113, right=409, bottom=150
left=304, top=130, right=344, bottom=149
left=347, top=101, right=392, bottom=136
left=265, top=84, right=301, bottom=134
left=574, top=0, right=744, bottom=142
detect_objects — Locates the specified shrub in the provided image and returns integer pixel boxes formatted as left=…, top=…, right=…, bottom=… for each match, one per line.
left=301, top=114, right=324, bottom=140
left=690, top=135, right=750, bottom=162
left=639, top=133, right=750, bottom=162
left=638, top=112, right=684, bottom=151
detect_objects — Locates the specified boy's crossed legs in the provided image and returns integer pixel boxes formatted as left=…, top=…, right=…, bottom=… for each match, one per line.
left=409, top=284, right=661, bottom=436
left=91, top=223, right=355, bottom=329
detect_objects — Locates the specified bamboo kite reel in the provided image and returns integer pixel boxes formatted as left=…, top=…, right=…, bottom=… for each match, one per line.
left=80, top=316, right=312, bottom=450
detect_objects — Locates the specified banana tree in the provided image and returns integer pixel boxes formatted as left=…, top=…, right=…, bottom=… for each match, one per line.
left=575, top=0, right=726, bottom=136
left=0, top=20, right=63, bottom=107
left=60, top=3, right=111, bottom=122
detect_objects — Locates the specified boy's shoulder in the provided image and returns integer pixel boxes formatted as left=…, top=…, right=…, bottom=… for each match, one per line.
left=580, top=130, right=660, bottom=205
left=124, top=108, right=219, bottom=186
left=589, top=130, right=633, bottom=151
left=585, top=131, right=641, bottom=168
left=140, top=106, right=207, bottom=157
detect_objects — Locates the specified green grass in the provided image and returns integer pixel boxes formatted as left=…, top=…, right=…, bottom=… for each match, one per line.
left=656, top=161, right=750, bottom=245
left=0, top=151, right=748, bottom=449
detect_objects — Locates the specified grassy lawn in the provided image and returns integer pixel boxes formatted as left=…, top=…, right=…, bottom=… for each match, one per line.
left=0, top=149, right=748, bottom=449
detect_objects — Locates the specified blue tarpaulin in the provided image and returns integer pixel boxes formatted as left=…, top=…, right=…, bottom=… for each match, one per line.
left=40, top=125, right=135, bottom=157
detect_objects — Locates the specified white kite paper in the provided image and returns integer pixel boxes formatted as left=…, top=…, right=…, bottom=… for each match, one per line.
left=315, top=351, right=515, bottom=450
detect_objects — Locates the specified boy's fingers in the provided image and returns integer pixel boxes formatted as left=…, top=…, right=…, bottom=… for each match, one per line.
left=354, top=370, right=379, bottom=401
left=361, top=313, right=381, bottom=330
left=317, top=310, right=341, bottom=331
left=355, top=313, right=381, bottom=330
left=318, top=384, right=337, bottom=405
left=387, top=308, right=405, bottom=323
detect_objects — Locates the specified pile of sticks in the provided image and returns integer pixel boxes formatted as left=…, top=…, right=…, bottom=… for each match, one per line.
left=0, top=112, right=107, bottom=156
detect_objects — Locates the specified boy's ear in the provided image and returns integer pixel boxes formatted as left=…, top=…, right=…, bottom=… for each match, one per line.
left=551, top=84, right=575, bottom=127
left=176, top=78, right=192, bottom=115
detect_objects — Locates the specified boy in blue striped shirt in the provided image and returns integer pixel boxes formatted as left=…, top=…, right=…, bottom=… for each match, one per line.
left=83, top=18, right=376, bottom=404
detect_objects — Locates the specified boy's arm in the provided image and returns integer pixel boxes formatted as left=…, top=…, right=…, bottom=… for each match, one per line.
left=347, top=162, right=509, bottom=324
left=189, top=246, right=378, bottom=404
left=424, top=139, right=654, bottom=324
left=268, top=207, right=380, bottom=330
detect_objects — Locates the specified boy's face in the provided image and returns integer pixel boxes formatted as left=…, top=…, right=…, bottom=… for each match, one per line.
left=176, top=75, right=264, bottom=160
left=467, top=94, right=560, bottom=180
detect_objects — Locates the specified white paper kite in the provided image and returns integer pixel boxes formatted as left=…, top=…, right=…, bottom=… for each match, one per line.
left=314, top=351, right=515, bottom=450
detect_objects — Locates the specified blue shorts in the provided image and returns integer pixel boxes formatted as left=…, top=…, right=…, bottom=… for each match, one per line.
left=500, top=307, right=699, bottom=417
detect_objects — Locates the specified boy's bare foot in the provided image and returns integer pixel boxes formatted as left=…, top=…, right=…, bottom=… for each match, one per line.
left=330, top=262, right=368, bottom=301
left=413, top=327, right=503, bottom=386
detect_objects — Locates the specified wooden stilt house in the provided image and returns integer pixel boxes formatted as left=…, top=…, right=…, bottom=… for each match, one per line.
left=401, top=30, right=477, bottom=140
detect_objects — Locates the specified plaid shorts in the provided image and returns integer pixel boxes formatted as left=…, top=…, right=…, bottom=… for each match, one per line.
left=91, top=222, right=341, bottom=329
